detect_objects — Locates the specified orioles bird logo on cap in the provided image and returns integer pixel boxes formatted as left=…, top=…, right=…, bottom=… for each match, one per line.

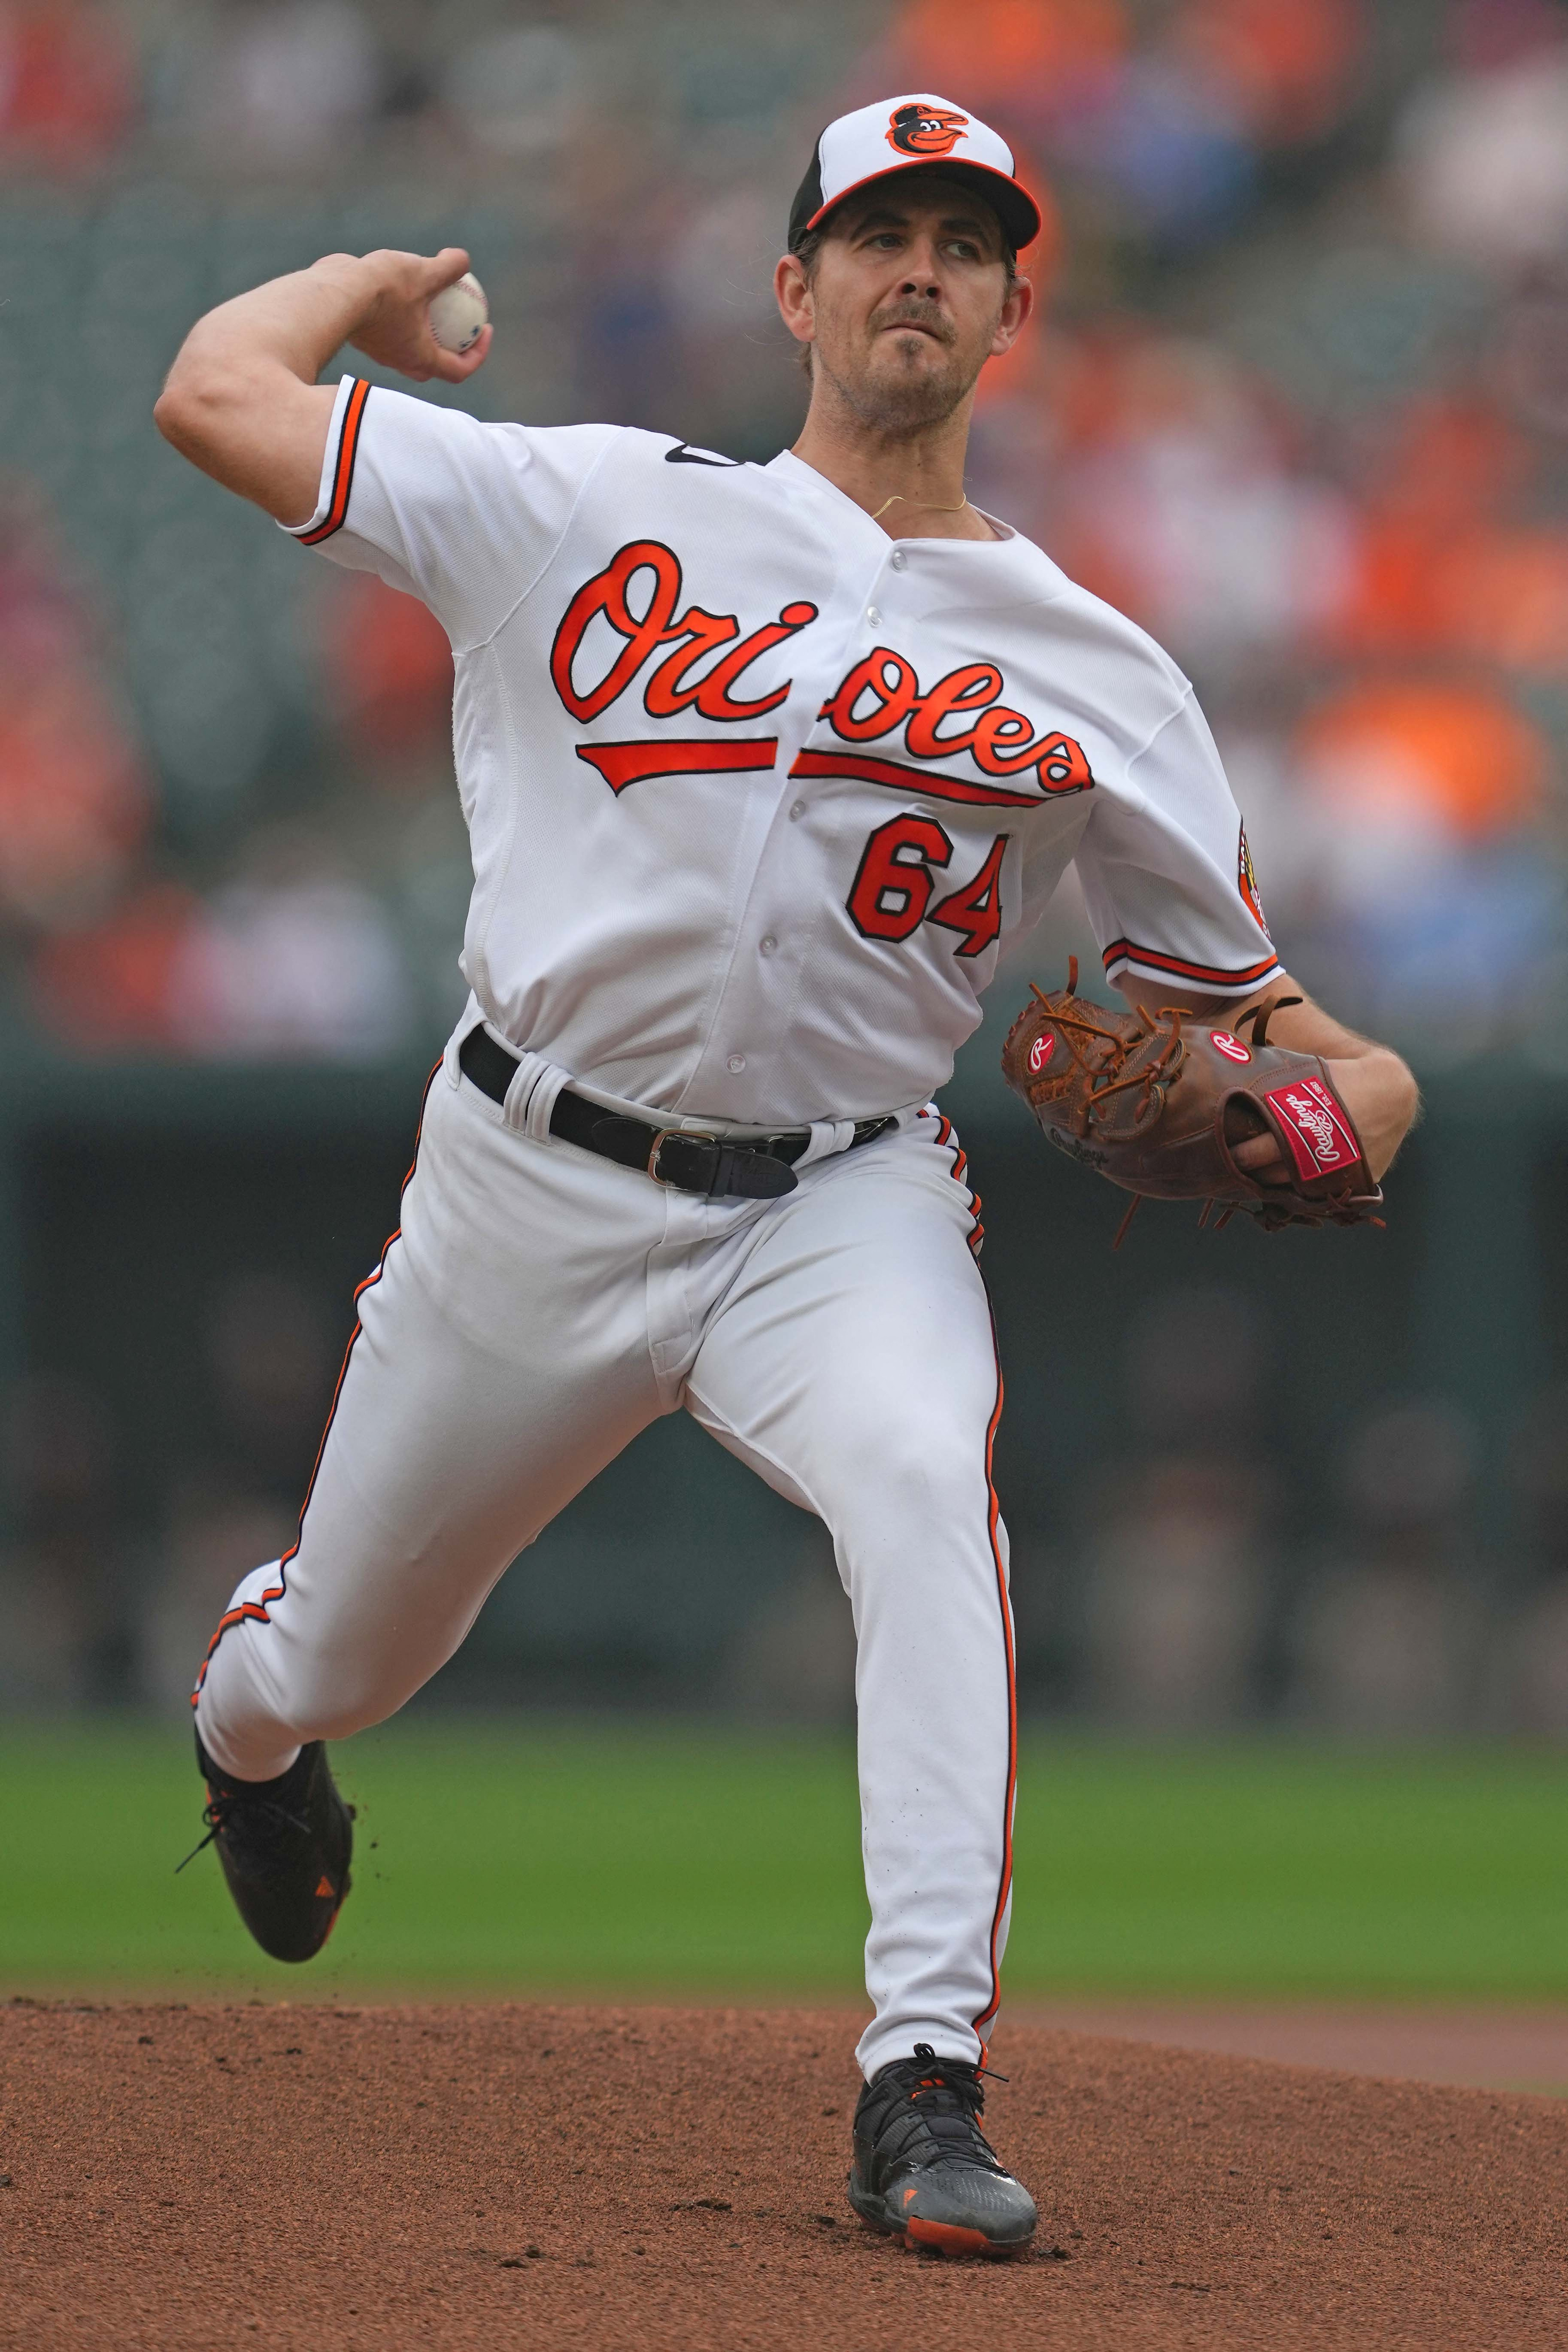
left=886, top=101, right=969, bottom=158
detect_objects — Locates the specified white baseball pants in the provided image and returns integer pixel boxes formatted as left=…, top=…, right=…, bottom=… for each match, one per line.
left=192, top=1040, right=1017, bottom=2080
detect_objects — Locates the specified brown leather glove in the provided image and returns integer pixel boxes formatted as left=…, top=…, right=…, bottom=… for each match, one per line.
left=1000, top=959, right=1385, bottom=1244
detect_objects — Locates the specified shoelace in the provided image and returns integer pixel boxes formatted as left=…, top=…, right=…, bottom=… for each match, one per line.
left=175, top=1790, right=311, bottom=1876
left=879, top=2046, right=1006, bottom=2170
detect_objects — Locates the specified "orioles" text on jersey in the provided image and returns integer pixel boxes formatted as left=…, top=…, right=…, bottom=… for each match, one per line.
left=549, top=538, right=1093, bottom=813
left=804, top=648, right=1093, bottom=805
left=549, top=540, right=817, bottom=793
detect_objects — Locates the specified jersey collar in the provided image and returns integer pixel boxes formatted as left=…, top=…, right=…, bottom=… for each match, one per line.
left=764, top=447, right=1016, bottom=545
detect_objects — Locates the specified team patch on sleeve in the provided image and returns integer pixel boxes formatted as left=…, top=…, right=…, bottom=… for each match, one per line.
left=1238, top=821, right=1270, bottom=939
left=297, top=377, right=370, bottom=546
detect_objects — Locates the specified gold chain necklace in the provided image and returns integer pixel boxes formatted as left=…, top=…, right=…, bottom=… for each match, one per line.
left=870, top=490, right=970, bottom=521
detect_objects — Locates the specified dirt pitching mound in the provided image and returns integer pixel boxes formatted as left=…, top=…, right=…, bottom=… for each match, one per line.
left=3, top=2000, right=1563, bottom=2350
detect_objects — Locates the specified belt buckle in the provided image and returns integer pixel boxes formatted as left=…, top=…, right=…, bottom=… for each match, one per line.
left=646, top=1127, right=719, bottom=1187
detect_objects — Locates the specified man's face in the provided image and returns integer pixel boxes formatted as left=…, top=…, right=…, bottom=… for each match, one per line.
left=777, top=177, right=1030, bottom=433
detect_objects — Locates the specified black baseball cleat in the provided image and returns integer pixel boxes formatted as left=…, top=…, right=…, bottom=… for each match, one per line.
left=182, top=1730, right=354, bottom=1963
left=847, top=2043, right=1038, bottom=2259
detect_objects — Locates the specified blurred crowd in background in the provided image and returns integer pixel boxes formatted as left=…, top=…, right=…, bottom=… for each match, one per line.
left=1, top=0, right=1566, bottom=1064
left=3, top=0, right=1568, bottom=1728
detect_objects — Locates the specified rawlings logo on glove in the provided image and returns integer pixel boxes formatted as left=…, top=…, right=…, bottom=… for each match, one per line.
left=1000, top=960, right=1385, bottom=1245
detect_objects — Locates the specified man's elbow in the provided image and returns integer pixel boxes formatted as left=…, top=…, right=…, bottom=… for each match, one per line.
left=154, top=359, right=246, bottom=460
left=1388, top=1049, right=1422, bottom=1137
left=155, top=369, right=208, bottom=455
left=152, top=380, right=188, bottom=452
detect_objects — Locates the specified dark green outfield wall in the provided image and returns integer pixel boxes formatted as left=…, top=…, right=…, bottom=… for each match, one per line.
left=3, top=1027, right=1562, bottom=1709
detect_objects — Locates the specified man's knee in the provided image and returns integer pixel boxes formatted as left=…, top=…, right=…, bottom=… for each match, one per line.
left=817, top=1404, right=993, bottom=1541
left=275, top=1635, right=411, bottom=1745
left=200, top=1609, right=405, bottom=1752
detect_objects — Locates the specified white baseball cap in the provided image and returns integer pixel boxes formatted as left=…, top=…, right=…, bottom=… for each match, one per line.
left=789, top=94, right=1042, bottom=256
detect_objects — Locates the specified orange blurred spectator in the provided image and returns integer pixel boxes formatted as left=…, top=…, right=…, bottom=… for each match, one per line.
left=1333, top=397, right=1522, bottom=653
left=1346, top=397, right=1568, bottom=675
left=968, top=154, right=1063, bottom=403
left=323, top=571, right=454, bottom=773
left=0, top=480, right=149, bottom=923
left=1169, top=0, right=1364, bottom=146
left=1439, top=526, right=1568, bottom=674
left=1039, top=328, right=1353, bottom=658
left=1030, top=319, right=1145, bottom=456
left=1339, top=524, right=1467, bottom=659
left=1357, top=394, right=1528, bottom=536
left=1297, top=676, right=1548, bottom=842
left=32, top=882, right=200, bottom=1052
left=0, top=0, right=136, bottom=173
left=0, top=670, right=149, bottom=921
left=887, top=0, right=1129, bottom=116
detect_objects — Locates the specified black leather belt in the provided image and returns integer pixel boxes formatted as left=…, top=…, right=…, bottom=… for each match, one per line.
left=458, top=1026, right=895, bottom=1200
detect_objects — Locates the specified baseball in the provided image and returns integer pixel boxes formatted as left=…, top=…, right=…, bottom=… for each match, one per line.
left=428, top=271, right=488, bottom=354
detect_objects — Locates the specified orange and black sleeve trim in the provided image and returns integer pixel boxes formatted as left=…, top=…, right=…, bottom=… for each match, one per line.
left=295, top=377, right=371, bottom=547
left=1100, top=937, right=1283, bottom=995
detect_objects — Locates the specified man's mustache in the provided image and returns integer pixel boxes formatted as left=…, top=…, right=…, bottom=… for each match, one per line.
left=871, top=300, right=955, bottom=344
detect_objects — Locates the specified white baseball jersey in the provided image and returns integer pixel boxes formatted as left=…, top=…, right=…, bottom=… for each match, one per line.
left=285, top=376, right=1282, bottom=1128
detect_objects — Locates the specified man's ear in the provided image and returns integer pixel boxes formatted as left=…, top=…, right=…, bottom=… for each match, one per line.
left=990, top=273, right=1033, bottom=360
left=774, top=252, right=815, bottom=348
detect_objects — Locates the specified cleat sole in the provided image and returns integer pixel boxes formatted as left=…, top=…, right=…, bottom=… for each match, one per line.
left=849, top=2177, right=1034, bottom=2261
left=906, top=2217, right=998, bottom=2258
left=896, top=2219, right=1031, bottom=2261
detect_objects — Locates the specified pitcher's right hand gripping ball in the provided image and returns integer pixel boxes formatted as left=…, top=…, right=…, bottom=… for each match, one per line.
left=427, top=270, right=487, bottom=353
left=1001, top=959, right=1384, bottom=1242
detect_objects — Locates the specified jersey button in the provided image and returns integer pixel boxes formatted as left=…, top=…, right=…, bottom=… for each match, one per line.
left=889, top=549, right=907, bottom=571
left=760, top=935, right=777, bottom=956
left=866, top=605, right=880, bottom=625
left=788, top=799, right=806, bottom=821
left=727, top=1054, right=746, bottom=1073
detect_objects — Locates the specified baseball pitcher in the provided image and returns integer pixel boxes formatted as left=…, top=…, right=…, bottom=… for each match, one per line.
left=157, top=94, right=1418, bottom=2258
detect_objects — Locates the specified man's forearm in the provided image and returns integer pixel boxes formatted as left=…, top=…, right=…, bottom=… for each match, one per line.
left=1234, top=986, right=1419, bottom=1179
left=164, top=255, right=379, bottom=399
left=153, top=260, right=369, bottom=520
left=154, top=244, right=485, bottom=525
left=1247, top=988, right=1386, bottom=1066
left=1117, top=974, right=1419, bottom=1182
